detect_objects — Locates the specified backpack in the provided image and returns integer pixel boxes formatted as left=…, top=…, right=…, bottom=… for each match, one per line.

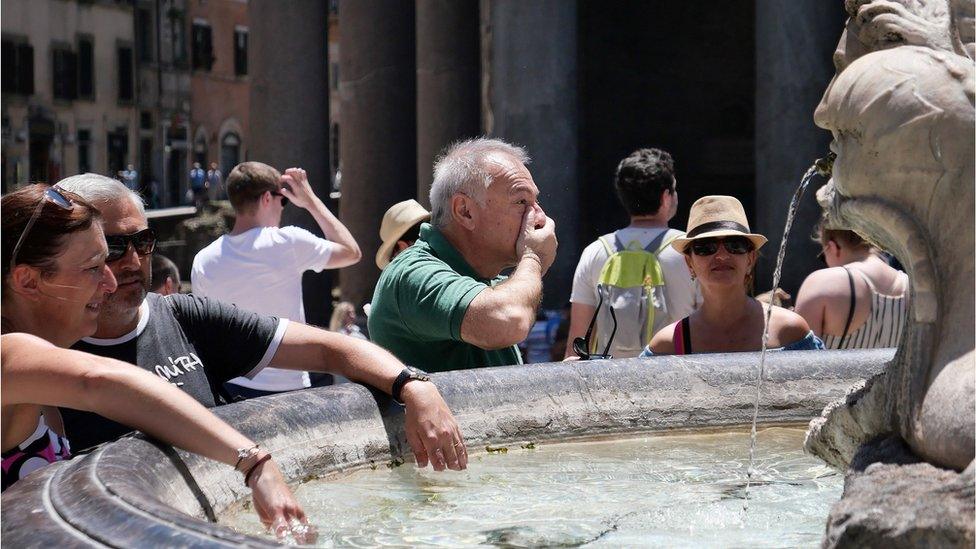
left=590, top=229, right=684, bottom=358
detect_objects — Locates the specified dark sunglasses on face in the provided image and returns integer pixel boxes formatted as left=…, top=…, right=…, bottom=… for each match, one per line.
left=270, top=190, right=289, bottom=207
left=10, top=186, right=74, bottom=272
left=690, top=236, right=754, bottom=257
left=105, top=228, right=157, bottom=262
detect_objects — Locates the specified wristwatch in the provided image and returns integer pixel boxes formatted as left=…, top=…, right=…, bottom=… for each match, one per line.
left=391, top=366, right=431, bottom=405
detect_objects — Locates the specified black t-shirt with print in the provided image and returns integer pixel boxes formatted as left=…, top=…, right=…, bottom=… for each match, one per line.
left=62, top=292, right=283, bottom=452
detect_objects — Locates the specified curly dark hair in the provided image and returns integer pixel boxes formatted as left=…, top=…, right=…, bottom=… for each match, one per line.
left=614, top=148, right=675, bottom=217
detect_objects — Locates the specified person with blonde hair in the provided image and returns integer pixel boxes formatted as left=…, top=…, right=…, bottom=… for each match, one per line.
left=795, top=212, right=909, bottom=349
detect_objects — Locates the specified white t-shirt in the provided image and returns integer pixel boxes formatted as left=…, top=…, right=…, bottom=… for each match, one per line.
left=191, top=226, right=336, bottom=391
left=570, top=226, right=700, bottom=334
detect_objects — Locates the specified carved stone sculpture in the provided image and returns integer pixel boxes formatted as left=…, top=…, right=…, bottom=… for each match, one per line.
left=805, top=0, right=975, bottom=478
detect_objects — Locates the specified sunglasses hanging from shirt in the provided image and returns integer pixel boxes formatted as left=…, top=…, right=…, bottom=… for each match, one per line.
left=573, top=284, right=616, bottom=360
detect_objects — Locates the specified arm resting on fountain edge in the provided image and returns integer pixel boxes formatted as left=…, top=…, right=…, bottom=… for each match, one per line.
left=0, top=333, right=314, bottom=542
left=269, top=322, right=468, bottom=472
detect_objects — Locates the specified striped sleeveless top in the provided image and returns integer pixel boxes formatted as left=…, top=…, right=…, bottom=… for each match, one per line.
left=822, top=267, right=909, bottom=350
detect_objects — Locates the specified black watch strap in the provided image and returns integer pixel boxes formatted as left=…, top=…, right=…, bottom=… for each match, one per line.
left=391, top=367, right=430, bottom=405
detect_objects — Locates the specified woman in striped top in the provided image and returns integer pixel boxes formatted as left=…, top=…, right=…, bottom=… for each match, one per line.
left=795, top=214, right=909, bottom=350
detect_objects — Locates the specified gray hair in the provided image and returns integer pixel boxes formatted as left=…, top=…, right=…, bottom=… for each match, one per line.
left=57, top=173, right=145, bottom=215
left=429, top=137, right=530, bottom=228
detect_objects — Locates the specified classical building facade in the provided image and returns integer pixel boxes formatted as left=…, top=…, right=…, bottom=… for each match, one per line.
left=1, top=0, right=138, bottom=193
left=133, top=0, right=192, bottom=208
left=187, top=0, right=249, bottom=194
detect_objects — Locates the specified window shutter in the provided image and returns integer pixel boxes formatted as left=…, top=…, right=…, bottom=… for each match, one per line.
left=20, top=44, right=34, bottom=95
left=2, top=40, right=15, bottom=93
left=204, top=25, right=213, bottom=71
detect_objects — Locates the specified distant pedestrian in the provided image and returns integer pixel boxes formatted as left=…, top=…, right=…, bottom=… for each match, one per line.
left=122, top=164, right=139, bottom=191
left=207, top=162, right=223, bottom=200
left=147, top=179, right=160, bottom=209
left=329, top=302, right=367, bottom=340
left=150, top=254, right=182, bottom=296
left=189, top=162, right=207, bottom=208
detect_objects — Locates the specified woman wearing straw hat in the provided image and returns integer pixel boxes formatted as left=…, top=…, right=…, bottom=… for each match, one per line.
left=643, top=196, right=823, bottom=355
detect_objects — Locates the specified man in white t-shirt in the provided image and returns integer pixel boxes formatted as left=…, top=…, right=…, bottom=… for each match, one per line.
left=565, top=148, right=699, bottom=359
left=191, top=161, right=362, bottom=398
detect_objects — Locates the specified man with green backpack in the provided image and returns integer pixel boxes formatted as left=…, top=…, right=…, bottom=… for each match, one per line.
left=565, top=148, right=699, bottom=359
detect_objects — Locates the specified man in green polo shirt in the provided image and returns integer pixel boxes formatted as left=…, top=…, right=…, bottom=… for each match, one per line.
left=369, top=138, right=558, bottom=372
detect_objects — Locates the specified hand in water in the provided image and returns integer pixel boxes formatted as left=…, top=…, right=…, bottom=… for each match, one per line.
left=402, top=381, right=468, bottom=471
left=249, top=457, right=318, bottom=544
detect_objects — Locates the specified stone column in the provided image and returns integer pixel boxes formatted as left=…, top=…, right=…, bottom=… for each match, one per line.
left=754, top=2, right=845, bottom=296
left=486, top=0, right=579, bottom=308
left=249, top=0, right=333, bottom=325
left=338, top=0, right=417, bottom=307
left=415, top=0, right=481, bottom=206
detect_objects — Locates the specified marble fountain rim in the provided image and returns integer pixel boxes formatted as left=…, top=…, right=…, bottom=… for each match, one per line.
left=0, top=349, right=893, bottom=548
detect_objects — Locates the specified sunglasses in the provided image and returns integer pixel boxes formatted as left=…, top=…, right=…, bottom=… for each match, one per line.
left=572, top=284, right=615, bottom=360
left=270, top=191, right=289, bottom=207
left=106, top=228, right=157, bottom=262
left=10, top=186, right=75, bottom=273
left=690, top=236, right=754, bottom=256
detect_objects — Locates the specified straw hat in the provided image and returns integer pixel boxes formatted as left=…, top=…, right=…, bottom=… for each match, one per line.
left=375, top=199, right=431, bottom=270
left=671, top=195, right=767, bottom=253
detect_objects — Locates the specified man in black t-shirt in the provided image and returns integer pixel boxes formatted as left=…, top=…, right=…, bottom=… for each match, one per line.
left=64, top=292, right=285, bottom=450
left=57, top=174, right=467, bottom=472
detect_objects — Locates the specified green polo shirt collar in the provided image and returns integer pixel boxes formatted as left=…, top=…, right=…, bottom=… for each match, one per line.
left=419, top=223, right=490, bottom=283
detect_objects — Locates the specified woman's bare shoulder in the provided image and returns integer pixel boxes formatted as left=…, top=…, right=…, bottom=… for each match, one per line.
left=649, top=321, right=679, bottom=355
left=769, top=305, right=813, bottom=343
left=1, top=332, right=54, bottom=352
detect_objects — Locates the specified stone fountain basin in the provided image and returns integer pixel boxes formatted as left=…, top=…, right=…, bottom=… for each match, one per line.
left=0, top=350, right=893, bottom=547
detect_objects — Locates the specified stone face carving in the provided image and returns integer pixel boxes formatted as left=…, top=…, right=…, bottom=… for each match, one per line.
left=806, top=0, right=975, bottom=472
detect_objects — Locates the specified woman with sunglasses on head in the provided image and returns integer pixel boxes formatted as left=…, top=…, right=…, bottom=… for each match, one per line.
left=794, top=212, right=909, bottom=349
left=1, top=185, right=314, bottom=542
left=642, top=196, right=823, bottom=356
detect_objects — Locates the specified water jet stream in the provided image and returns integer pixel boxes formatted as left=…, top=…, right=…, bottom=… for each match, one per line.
left=743, top=154, right=833, bottom=510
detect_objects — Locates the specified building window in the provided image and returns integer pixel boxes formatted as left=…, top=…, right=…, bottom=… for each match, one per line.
left=77, top=36, right=94, bottom=100
left=135, top=7, right=154, bottom=62
left=52, top=45, right=78, bottom=101
left=220, top=132, right=240, bottom=176
left=140, top=111, right=153, bottom=130
left=77, top=129, right=91, bottom=173
left=117, top=45, right=134, bottom=102
left=330, top=62, right=339, bottom=91
left=191, top=21, right=213, bottom=71
left=234, top=27, right=248, bottom=76
left=168, top=9, right=188, bottom=68
left=1, top=40, right=34, bottom=96
left=107, top=128, right=128, bottom=177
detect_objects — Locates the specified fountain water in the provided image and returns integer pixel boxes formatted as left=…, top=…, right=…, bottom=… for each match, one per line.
left=743, top=154, right=833, bottom=508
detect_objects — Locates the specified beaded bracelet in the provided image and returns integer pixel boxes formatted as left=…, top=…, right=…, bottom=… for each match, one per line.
left=244, top=454, right=273, bottom=487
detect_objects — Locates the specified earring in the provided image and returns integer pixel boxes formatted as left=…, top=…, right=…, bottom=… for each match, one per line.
left=690, top=271, right=697, bottom=281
